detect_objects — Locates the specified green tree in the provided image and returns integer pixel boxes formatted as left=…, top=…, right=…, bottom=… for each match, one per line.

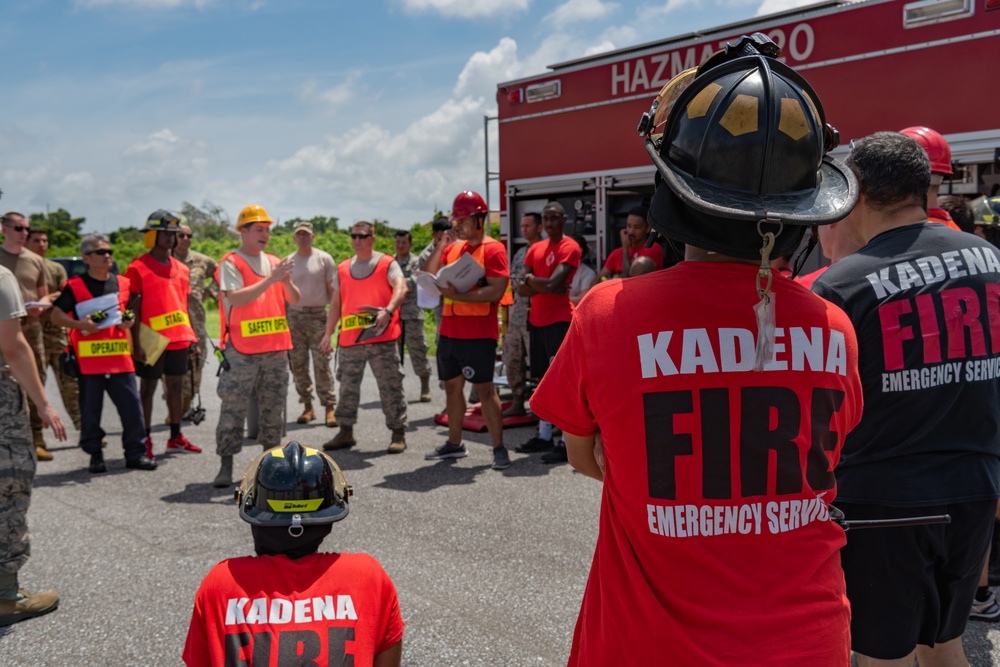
left=28, top=208, right=85, bottom=248
left=180, top=201, right=235, bottom=241
left=279, top=215, right=339, bottom=235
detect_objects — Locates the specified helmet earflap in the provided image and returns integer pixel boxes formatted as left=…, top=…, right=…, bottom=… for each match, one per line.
left=143, top=230, right=157, bottom=249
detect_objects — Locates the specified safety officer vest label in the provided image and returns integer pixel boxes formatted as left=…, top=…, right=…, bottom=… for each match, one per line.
left=241, top=316, right=289, bottom=338
left=340, top=312, right=375, bottom=332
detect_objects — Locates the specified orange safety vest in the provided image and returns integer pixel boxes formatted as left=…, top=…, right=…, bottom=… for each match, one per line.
left=216, top=252, right=292, bottom=354
left=67, top=275, right=135, bottom=375
left=442, top=236, right=510, bottom=316
left=128, top=254, right=197, bottom=349
left=338, top=254, right=401, bottom=347
left=928, top=211, right=962, bottom=231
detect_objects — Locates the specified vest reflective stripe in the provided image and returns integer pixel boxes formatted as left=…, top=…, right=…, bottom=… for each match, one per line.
left=129, top=255, right=197, bottom=346
left=67, top=275, right=135, bottom=375
left=216, top=252, right=293, bottom=354
left=337, top=254, right=401, bottom=347
left=442, top=240, right=491, bottom=317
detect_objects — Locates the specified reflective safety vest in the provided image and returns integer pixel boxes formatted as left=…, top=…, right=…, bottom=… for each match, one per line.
left=442, top=236, right=508, bottom=316
left=338, top=254, right=401, bottom=347
left=217, top=252, right=292, bottom=354
left=928, top=209, right=962, bottom=232
left=128, top=254, right=197, bottom=350
left=67, top=275, right=135, bottom=375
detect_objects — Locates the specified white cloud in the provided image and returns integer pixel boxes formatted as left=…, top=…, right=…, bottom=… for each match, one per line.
left=755, top=0, right=818, bottom=15
left=454, top=38, right=523, bottom=100
left=300, top=74, right=359, bottom=113
left=399, top=0, right=529, bottom=19
left=544, top=0, right=619, bottom=28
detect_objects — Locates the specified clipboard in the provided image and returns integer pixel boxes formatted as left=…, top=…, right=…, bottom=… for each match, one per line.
left=138, top=323, right=170, bottom=366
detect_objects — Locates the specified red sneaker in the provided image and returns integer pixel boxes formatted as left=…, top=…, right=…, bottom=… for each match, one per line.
left=143, top=436, right=155, bottom=460
left=166, top=434, right=202, bottom=454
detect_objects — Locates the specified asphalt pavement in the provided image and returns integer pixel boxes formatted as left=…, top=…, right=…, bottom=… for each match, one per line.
left=2, top=351, right=1000, bottom=666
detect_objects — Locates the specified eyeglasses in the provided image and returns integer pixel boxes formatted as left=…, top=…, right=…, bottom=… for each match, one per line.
left=350, top=233, right=373, bottom=240
left=4, top=224, right=28, bottom=233
left=88, top=249, right=114, bottom=257
left=177, top=233, right=192, bottom=239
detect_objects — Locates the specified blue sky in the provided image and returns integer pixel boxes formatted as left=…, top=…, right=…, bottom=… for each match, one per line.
left=0, top=0, right=811, bottom=233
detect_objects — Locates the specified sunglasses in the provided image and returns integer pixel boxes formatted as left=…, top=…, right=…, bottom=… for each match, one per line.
left=350, top=233, right=373, bottom=240
left=177, top=233, right=192, bottom=239
left=4, top=224, right=28, bottom=233
left=88, top=249, right=114, bottom=257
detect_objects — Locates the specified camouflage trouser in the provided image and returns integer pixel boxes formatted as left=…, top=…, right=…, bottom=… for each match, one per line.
left=21, top=321, right=46, bottom=445
left=216, top=348, right=289, bottom=456
left=0, top=376, right=35, bottom=576
left=503, top=321, right=530, bottom=403
left=335, top=341, right=406, bottom=429
left=288, top=308, right=336, bottom=407
left=399, top=318, right=431, bottom=380
left=44, top=350, right=81, bottom=431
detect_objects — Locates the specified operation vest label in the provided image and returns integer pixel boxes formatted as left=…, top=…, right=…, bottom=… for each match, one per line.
left=78, top=340, right=131, bottom=357
left=150, top=310, right=190, bottom=331
left=240, top=317, right=289, bottom=338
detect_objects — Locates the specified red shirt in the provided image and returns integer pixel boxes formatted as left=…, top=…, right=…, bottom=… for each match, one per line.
left=439, top=236, right=510, bottom=341
left=530, top=262, right=862, bottom=667
left=183, top=552, right=403, bottom=667
left=524, top=236, right=580, bottom=327
left=602, top=244, right=664, bottom=276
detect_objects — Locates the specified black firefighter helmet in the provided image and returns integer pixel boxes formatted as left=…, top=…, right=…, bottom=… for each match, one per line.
left=637, top=33, right=858, bottom=260
left=237, top=441, right=352, bottom=531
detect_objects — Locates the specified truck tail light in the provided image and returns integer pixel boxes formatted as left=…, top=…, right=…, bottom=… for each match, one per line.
left=507, top=89, right=523, bottom=104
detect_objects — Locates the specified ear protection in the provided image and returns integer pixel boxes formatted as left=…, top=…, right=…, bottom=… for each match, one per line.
left=143, top=230, right=179, bottom=249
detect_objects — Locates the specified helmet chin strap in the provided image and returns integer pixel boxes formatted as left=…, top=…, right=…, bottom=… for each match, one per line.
left=753, top=220, right=779, bottom=372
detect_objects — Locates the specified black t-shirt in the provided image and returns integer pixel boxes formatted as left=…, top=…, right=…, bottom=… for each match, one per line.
left=54, top=274, right=121, bottom=318
left=813, top=222, right=1000, bottom=505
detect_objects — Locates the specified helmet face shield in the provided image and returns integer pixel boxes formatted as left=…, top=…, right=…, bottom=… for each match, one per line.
left=237, top=442, right=352, bottom=527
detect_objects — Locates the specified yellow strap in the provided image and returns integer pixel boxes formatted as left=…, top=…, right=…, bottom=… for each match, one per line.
left=240, top=317, right=289, bottom=338
left=149, top=310, right=190, bottom=331
left=78, top=340, right=131, bottom=358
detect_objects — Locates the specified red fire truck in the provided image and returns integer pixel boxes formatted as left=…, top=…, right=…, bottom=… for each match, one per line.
left=495, top=0, right=1000, bottom=267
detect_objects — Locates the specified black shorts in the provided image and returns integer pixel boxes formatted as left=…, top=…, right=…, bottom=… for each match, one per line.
left=437, top=336, right=496, bottom=384
left=839, top=499, right=995, bottom=658
left=135, top=346, right=191, bottom=380
left=529, top=321, right=570, bottom=379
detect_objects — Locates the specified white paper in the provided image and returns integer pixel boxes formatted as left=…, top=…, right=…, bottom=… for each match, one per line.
left=416, top=283, right=440, bottom=309
left=23, top=301, right=52, bottom=311
left=74, top=293, right=122, bottom=330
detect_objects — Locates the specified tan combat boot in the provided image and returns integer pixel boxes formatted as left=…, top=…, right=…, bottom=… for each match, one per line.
left=388, top=428, right=406, bottom=454
left=325, top=405, right=337, bottom=427
left=0, top=589, right=60, bottom=627
left=323, top=425, right=355, bottom=451
left=34, top=433, right=52, bottom=462
left=297, top=403, right=316, bottom=424
left=419, top=376, right=432, bottom=403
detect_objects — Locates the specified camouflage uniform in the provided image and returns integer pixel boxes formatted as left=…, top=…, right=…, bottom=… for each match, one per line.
left=215, top=348, right=288, bottom=457
left=287, top=307, right=336, bottom=407
left=503, top=244, right=531, bottom=406
left=335, top=342, right=406, bottom=430
left=173, top=250, right=218, bottom=411
left=394, top=253, right=431, bottom=380
left=0, top=376, right=34, bottom=577
left=39, top=259, right=80, bottom=431
left=22, top=319, right=46, bottom=447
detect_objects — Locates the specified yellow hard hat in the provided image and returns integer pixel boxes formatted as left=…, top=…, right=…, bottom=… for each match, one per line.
left=237, top=204, right=273, bottom=230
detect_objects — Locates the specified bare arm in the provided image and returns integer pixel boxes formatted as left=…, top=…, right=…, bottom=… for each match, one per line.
left=421, top=229, right=458, bottom=275
left=373, top=641, right=402, bottom=667
left=373, top=274, right=408, bottom=331
left=0, top=319, right=67, bottom=441
left=225, top=258, right=294, bottom=309
left=565, top=432, right=603, bottom=482
left=524, top=262, right=574, bottom=294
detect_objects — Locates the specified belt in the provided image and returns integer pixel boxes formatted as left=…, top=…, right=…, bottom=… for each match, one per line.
left=289, top=306, right=328, bottom=313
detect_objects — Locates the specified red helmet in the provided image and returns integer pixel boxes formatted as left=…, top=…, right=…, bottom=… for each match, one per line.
left=899, top=126, right=952, bottom=175
left=449, top=191, right=488, bottom=222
